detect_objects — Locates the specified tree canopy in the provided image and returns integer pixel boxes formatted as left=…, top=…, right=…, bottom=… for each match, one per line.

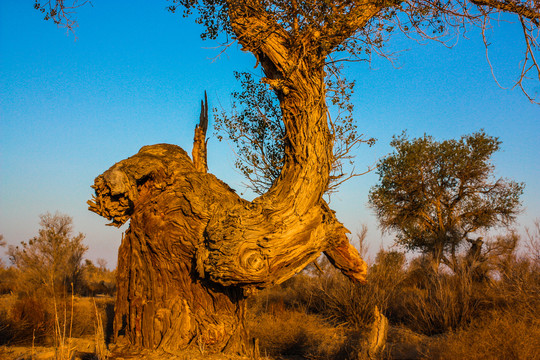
left=368, top=131, right=524, bottom=272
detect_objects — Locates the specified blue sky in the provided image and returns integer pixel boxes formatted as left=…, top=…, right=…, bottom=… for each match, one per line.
left=1, top=1, right=539, bottom=266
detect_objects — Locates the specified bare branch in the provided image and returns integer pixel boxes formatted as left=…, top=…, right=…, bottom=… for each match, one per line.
left=516, top=15, right=540, bottom=103
left=192, top=91, right=209, bottom=173
left=34, top=0, right=91, bottom=36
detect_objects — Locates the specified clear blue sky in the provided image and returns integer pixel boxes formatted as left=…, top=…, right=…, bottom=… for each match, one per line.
left=1, top=1, right=539, bottom=266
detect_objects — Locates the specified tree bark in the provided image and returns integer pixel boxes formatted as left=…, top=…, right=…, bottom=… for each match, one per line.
left=88, top=87, right=366, bottom=353
left=90, top=144, right=251, bottom=354
left=88, top=2, right=368, bottom=355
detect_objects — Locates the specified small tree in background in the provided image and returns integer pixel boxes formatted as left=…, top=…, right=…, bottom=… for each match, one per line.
left=80, top=258, right=116, bottom=296
left=8, top=212, right=88, bottom=296
left=0, top=234, right=18, bottom=294
left=369, top=131, right=524, bottom=273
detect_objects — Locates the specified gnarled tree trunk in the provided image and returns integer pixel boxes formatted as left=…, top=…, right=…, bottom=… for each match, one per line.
left=88, top=3, right=368, bottom=355
left=88, top=96, right=365, bottom=355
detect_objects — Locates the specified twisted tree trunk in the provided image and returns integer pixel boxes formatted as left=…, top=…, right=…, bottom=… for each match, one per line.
left=88, top=93, right=365, bottom=355
left=88, top=3, right=368, bottom=355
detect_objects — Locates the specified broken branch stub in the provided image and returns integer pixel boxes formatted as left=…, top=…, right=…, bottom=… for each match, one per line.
left=192, top=91, right=209, bottom=173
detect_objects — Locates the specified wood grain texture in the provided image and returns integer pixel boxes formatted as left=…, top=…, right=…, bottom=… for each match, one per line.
left=89, top=3, right=368, bottom=352
left=88, top=81, right=368, bottom=355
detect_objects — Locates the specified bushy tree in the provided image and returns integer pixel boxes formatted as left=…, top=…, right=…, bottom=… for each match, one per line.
left=368, top=131, right=524, bottom=272
left=8, top=212, right=88, bottom=296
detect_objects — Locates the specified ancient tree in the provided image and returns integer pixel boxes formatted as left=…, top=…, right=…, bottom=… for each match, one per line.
left=60, top=0, right=540, bottom=355
left=368, top=132, right=524, bottom=273
left=88, top=98, right=366, bottom=354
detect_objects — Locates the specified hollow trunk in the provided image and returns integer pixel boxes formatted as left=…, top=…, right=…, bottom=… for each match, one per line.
left=88, top=3, right=368, bottom=355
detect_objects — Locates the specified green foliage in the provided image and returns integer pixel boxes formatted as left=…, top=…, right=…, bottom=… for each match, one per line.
left=368, top=131, right=524, bottom=272
left=214, top=70, right=374, bottom=195
left=8, top=212, right=88, bottom=296
left=214, top=71, right=285, bottom=194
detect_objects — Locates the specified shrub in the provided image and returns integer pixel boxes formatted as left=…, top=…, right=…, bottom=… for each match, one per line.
left=298, top=250, right=406, bottom=328
left=79, top=259, right=116, bottom=297
left=0, top=266, right=18, bottom=295
left=4, top=296, right=53, bottom=345
left=248, top=308, right=354, bottom=359
left=0, top=294, right=116, bottom=346
left=427, top=309, right=540, bottom=360
left=393, top=272, right=483, bottom=335
left=8, top=212, right=87, bottom=297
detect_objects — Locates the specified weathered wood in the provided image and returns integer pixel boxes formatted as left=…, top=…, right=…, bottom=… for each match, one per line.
left=192, top=91, right=208, bottom=173
left=89, top=68, right=368, bottom=354
left=90, top=143, right=249, bottom=353
left=89, top=134, right=366, bottom=354
left=90, top=140, right=362, bottom=352
left=358, top=306, right=388, bottom=360
left=89, top=4, right=369, bottom=352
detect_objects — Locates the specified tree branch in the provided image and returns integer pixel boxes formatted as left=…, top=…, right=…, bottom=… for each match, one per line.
left=320, top=0, right=386, bottom=54
left=470, top=0, right=540, bottom=24
left=226, top=1, right=295, bottom=80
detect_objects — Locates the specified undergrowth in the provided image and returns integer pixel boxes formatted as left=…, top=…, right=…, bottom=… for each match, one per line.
left=0, top=225, right=538, bottom=359
left=246, top=229, right=540, bottom=359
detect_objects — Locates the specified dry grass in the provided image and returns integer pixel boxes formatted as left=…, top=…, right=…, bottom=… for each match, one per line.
left=425, top=309, right=540, bottom=360
left=1, top=228, right=539, bottom=359
left=245, top=231, right=540, bottom=360
left=391, top=272, right=484, bottom=335
left=0, top=293, right=114, bottom=360
left=248, top=308, right=352, bottom=359
left=0, top=295, right=114, bottom=346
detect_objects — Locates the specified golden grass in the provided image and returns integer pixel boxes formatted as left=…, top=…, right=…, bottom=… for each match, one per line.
left=425, top=309, right=540, bottom=360
left=248, top=308, right=353, bottom=359
left=1, top=231, right=539, bottom=360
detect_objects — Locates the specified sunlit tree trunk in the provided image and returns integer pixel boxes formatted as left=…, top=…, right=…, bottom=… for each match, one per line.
left=89, top=80, right=366, bottom=355
left=88, top=2, right=368, bottom=355
left=90, top=81, right=367, bottom=354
